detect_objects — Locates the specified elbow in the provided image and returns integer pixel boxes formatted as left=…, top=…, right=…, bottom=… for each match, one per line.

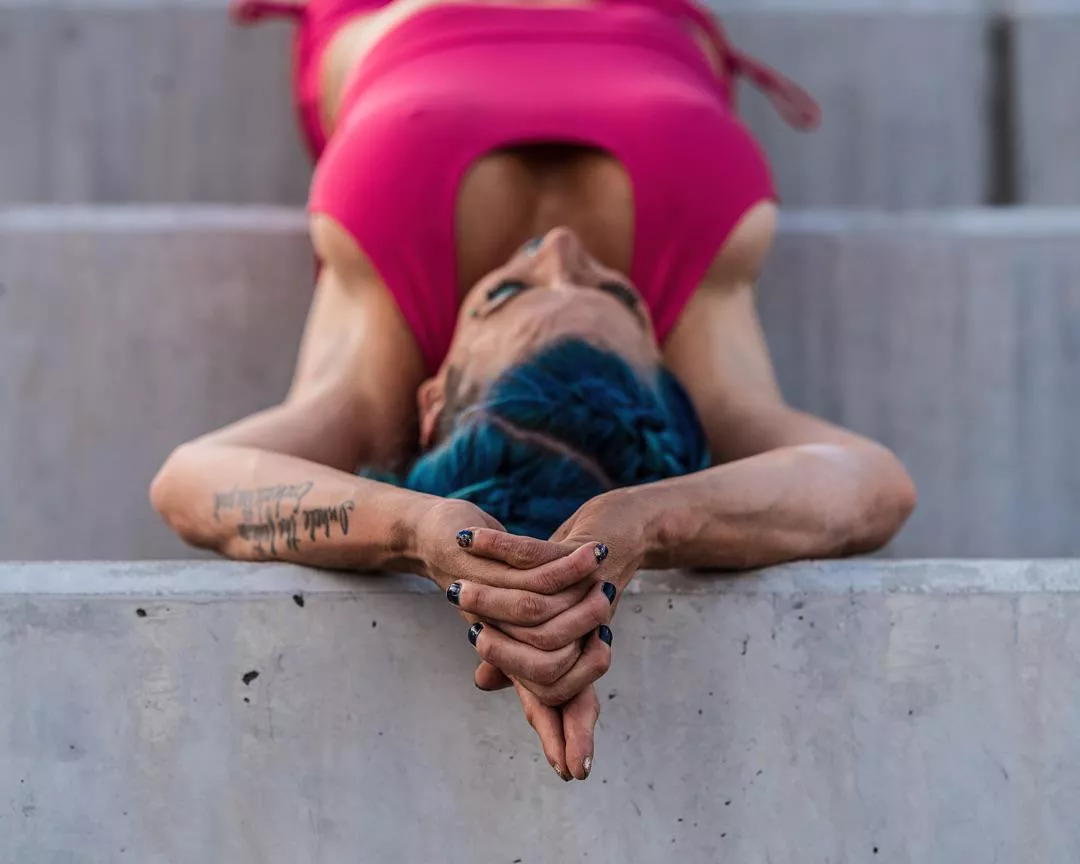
left=842, top=443, right=917, bottom=556
left=149, top=446, right=184, bottom=522
left=149, top=445, right=211, bottom=549
left=148, top=454, right=173, bottom=521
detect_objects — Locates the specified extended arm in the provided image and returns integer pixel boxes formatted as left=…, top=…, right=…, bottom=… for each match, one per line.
left=626, top=418, right=916, bottom=571
left=150, top=226, right=436, bottom=571
left=631, top=261, right=916, bottom=570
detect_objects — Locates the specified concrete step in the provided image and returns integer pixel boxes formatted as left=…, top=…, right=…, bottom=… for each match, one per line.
left=0, top=1, right=311, bottom=205
left=1013, top=10, right=1080, bottom=204
left=2, top=206, right=1078, bottom=560
left=2, top=559, right=1078, bottom=863
left=722, top=10, right=990, bottom=208
left=0, top=208, right=313, bottom=560
left=0, top=0, right=995, bottom=207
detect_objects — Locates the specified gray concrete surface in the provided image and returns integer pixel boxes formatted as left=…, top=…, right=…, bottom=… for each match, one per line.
left=724, top=12, right=990, bottom=208
left=3, top=207, right=1080, bottom=560
left=0, top=208, right=313, bottom=561
left=0, top=2, right=310, bottom=204
left=1012, top=12, right=1080, bottom=205
left=1, top=558, right=1079, bottom=863
left=1, top=1, right=992, bottom=208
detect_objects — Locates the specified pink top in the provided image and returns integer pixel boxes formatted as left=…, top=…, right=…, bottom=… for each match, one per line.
left=233, top=0, right=820, bottom=374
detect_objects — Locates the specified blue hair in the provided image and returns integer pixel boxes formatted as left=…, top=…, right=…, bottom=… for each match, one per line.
left=399, top=339, right=710, bottom=538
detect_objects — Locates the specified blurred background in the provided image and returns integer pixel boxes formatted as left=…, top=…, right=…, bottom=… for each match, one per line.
left=1, top=0, right=1077, bottom=561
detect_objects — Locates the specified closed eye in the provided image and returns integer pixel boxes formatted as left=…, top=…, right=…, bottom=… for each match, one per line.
left=485, top=279, right=529, bottom=302
left=597, top=280, right=639, bottom=311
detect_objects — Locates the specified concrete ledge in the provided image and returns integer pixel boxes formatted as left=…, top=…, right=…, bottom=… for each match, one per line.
left=5, top=558, right=1080, bottom=595
left=2, top=559, right=1079, bottom=863
left=3, top=207, right=1080, bottom=560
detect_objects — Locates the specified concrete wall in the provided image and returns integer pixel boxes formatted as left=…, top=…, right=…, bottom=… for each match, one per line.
left=2, top=558, right=1079, bottom=863
left=2, top=208, right=1079, bottom=561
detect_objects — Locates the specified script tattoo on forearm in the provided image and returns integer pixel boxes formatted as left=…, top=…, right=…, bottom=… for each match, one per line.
left=213, top=482, right=314, bottom=522
left=212, top=482, right=354, bottom=559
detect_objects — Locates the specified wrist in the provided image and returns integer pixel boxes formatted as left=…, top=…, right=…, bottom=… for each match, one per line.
left=593, top=485, right=658, bottom=565
left=623, top=479, right=701, bottom=569
left=391, top=489, right=445, bottom=578
left=406, top=495, right=485, bottom=585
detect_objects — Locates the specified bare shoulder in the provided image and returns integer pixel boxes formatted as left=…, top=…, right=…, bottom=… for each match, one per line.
left=698, top=200, right=778, bottom=289
left=661, top=202, right=787, bottom=458
left=301, top=211, right=425, bottom=392
left=663, top=200, right=778, bottom=363
left=310, top=213, right=385, bottom=285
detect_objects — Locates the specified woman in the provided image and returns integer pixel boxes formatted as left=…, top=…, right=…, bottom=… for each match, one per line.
left=151, top=0, right=916, bottom=782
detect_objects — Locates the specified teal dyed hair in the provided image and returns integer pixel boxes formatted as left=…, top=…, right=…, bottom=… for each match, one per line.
left=400, top=338, right=710, bottom=539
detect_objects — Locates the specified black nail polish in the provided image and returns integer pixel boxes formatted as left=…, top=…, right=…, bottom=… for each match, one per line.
left=593, top=543, right=609, bottom=563
left=468, top=622, right=484, bottom=646
left=446, top=582, right=462, bottom=605
left=598, top=625, right=613, bottom=646
left=457, top=529, right=474, bottom=549
left=601, top=582, right=617, bottom=604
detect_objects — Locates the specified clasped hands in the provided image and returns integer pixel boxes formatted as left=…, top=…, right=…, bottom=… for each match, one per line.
left=418, top=494, right=645, bottom=782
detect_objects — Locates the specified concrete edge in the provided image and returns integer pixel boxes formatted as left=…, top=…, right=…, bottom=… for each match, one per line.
left=8, top=206, right=1080, bottom=236
left=0, top=0, right=227, bottom=8
left=0, top=207, right=309, bottom=234
left=777, top=208, right=1080, bottom=235
left=1, top=560, right=1077, bottom=598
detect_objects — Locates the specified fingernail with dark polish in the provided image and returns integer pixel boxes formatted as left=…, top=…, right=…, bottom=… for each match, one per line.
left=583, top=755, right=593, bottom=778
left=552, top=762, right=565, bottom=780
left=593, top=543, right=609, bottom=563
left=598, top=625, right=613, bottom=646
left=601, top=582, right=617, bottom=604
left=457, top=529, right=474, bottom=549
left=468, top=622, right=484, bottom=646
left=446, top=582, right=462, bottom=605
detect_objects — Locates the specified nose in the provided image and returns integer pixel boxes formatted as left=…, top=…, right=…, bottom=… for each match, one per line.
left=530, top=227, right=591, bottom=282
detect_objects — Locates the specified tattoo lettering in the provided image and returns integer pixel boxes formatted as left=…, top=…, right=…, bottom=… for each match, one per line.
left=213, top=481, right=314, bottom=522
left=303, top=501, right=353, bottom=540
left=235, top=501, right=355, bottom=559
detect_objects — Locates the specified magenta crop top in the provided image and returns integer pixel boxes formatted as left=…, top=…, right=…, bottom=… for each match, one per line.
left=232, top=0, right=820, bottom=374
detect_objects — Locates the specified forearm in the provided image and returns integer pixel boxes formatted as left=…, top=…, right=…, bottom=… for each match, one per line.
left=150, top=443, right=438, bottom=572
left=633, top=442, right=916, bottom=570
